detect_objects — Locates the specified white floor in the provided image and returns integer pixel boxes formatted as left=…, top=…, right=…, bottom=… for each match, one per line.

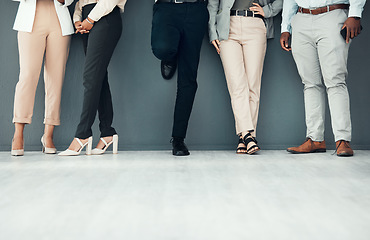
left=0, top=150, right=370, bottom=240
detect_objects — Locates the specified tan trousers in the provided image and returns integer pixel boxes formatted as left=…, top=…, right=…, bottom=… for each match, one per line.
left=219, top=16, right=267, bottom=136
left=13, top=0, right=71, bottom=126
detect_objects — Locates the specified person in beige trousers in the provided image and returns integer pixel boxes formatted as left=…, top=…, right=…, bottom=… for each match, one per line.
left=208, top=0, right=282, bottom=154
left=11, top=0, right=74, bottom=156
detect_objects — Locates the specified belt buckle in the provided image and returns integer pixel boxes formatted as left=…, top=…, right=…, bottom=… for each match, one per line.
left=174, top=0, right=184, bottom=3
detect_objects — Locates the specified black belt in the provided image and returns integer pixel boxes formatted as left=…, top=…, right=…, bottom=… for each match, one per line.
left=230, top=10, right=264, bottom=20
left=156, top=0, right=206, bottom=3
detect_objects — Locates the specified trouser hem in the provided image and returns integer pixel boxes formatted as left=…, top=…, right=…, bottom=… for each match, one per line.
left=13, top=117, right=32, bottom=124
left=44, top=118, right=60, bottom=126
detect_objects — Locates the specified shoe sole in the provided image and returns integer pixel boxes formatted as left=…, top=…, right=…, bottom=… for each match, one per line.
left=247, top=148, right=260, bottom=155
left=172, top=150, right=190, bottom=156
left=337, top=152, right=353, bottom=157
left=287, top=149, right=326, bottom=154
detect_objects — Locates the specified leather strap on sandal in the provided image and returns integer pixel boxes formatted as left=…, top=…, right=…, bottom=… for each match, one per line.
left=243, top=133, right=260, bottom=154
left=236, top=138, right=248, bottom=153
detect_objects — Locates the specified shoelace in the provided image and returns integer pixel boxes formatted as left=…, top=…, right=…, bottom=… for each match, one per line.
left=332, top=140, right=345, bottom=155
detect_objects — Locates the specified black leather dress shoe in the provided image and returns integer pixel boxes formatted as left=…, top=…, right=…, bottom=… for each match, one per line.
left=171, top=137, right=190, bottom=156
left=161, top=60, right=177, bottom=80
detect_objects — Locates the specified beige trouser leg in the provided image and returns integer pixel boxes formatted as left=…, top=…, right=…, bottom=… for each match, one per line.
left=219, top=16, right=267, bottom=136
left=291, top=10, right=351, bottom=142
left=13, top=0, right=70, bottom=126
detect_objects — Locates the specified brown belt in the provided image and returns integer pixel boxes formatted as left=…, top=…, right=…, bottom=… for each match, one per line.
left=298, top=4, right=349, bottom=15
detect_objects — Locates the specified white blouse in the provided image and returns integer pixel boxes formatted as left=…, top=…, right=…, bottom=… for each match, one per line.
left=73, top=0, right=127, bottom=23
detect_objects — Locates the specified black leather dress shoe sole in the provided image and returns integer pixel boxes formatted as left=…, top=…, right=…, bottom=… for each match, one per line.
left=172, top=149, right=190, bottom=156
left=161, top=60, right=177, bottom=80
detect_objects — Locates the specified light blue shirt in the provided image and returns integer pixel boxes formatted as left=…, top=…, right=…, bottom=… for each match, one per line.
left=281, top=0, right=367, bottom=33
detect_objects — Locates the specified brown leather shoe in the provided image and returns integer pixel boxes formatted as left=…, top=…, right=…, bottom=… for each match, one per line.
left=336, top=140, right=354, bottom=157
left=287, top=138, right=326, bottom=154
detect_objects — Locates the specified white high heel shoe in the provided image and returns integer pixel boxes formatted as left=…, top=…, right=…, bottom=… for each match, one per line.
left=91, top=135, right=119, bottom=155
left=41, top=135, right=57, bottom=154
left=11, top=139, right=24, bottom=156
left=58, top=137, right=93, bottom=156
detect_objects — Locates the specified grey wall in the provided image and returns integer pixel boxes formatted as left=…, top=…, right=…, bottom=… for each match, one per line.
left=1, top=0, right=369, bottom=151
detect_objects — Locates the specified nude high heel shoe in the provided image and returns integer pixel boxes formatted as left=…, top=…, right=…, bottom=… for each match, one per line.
left=58, top=137, right=93, bottom=156
left=11, top=139, right=24, bottom=156
left=91, top=135, right=119, bottom=155
left=41, top=135, right=57, bottom=154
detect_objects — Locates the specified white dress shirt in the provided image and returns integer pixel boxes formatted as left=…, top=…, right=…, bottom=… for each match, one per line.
left=73, top=0, right=127, bottom=23
left=13, top=0, right=75, bottom=36
left=281, top=0, right=367, bottom=33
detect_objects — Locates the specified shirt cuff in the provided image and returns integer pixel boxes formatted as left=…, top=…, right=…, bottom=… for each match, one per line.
left=73, top=18, right=82, bottom=23
left=281, top=25, right=291, bottom=34
left=88, top=13, right=100, bottom=22
left=348, top=7, right=362, bottom=18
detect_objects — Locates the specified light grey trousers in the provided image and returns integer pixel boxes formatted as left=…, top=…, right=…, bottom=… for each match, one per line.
left=291, top=9, right=352, bottom=142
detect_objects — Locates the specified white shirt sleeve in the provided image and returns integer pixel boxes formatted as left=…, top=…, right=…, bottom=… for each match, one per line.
left=73, top=0, right=83, bottom=23
left=88, top=0, right=122, bottom=22
left=348, top=0, right=366, bottom=18
left=281, top=0, right=299, bottom=33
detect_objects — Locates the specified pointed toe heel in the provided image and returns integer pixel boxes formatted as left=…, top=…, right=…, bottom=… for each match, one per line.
left=41, top=136, right=57, bottom=154
left=58, top=136, right=93, bottom=156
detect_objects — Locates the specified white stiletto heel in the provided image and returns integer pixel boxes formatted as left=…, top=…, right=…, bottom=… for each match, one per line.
left=41, top=135, right=57, bottom=154
left=58, top=136, right=93, bottom=156
left=91, top=134, right=119, bottom=155
left=11, top=139, right=24, bottom=156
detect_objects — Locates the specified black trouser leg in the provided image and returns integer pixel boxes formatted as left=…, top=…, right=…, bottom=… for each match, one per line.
left=173, top=4, right=208, bottom=138
left=98, top=72, right=116, bottom=138
left=151, top=4, right=181, bottom=62
left=151, top=2, right=208, bottom=139
left=75, top=6, right=122, bottom=139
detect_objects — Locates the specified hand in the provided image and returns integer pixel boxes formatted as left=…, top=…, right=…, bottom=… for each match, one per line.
left=280, top=32, right=291, bottom=51
left=80, top=17, right=94, bottom=32
left=74, top=21, right=88, bottom=34
left=211, top=40, right=221, bottom=54
left=342, top=17, right=361, bottom=44
left=249, top=3, right=265, bottom=17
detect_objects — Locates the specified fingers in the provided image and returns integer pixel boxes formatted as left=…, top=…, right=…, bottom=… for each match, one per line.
left=280, top=33, right=291, bottom=52
left=281, top=41, right=290, bottom=51
left=346, top=26, right=350, bottom=43
left=249, top=3, right=265, bottom=17
left=351, top=27, right=355, bottom=39
left=212, top=40, right=220, bottom=54
left=343, top=17, right=362, bottom=43
left=352, top=25, right=361, bottom=38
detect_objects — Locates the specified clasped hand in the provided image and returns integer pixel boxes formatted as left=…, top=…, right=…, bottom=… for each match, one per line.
left=75, top=18, right=94, bottom=34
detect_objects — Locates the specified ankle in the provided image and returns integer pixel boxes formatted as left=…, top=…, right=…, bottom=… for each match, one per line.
left=43, top=134, right=53, bottom=138
left=241, top=131, right=254, bottom=139
left=172, top=137, right=184, bottom=143
left=13, top=134, right=23, bottom=140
